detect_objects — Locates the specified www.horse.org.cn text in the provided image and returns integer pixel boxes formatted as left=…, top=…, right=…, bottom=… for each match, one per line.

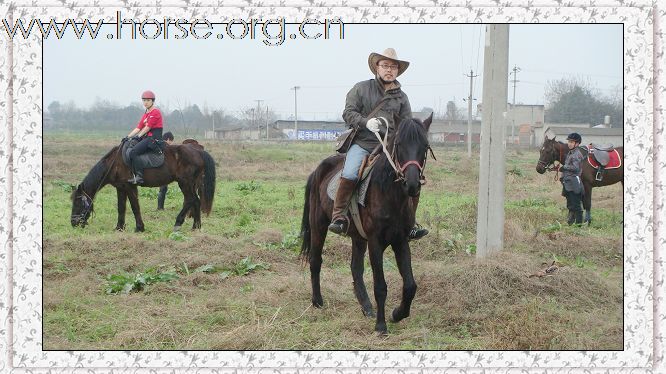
left=2, top=12, right=345, bottom=46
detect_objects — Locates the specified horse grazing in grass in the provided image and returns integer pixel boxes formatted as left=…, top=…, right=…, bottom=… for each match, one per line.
left=70, top=141, right=216, bottom=231
left=536, top=136, right=623, bottom=223
left=300, top=114, right=433, bottom=335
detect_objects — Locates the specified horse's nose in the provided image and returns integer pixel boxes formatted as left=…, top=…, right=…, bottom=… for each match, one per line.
left=536, top=165, right=546, bottom=174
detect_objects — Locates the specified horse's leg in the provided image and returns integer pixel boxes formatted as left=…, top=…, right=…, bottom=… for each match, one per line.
left=309, top=208, right=328, bottom=308
left=583, top=184, right=592, bottom=224
left=390, top=240, right=416, bottom=323
left=351, top=237, right=374, bottom=318
left=173, top=181, right=193, bottom=231
left=126, top=186, right=145, bottom=232
left=368, top=239, right=388, bottom=335
left=189, top=183, right=201, bottom=230
left=115, top=187, right=128, bottom=231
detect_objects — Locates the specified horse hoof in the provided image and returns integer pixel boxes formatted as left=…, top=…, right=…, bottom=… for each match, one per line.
left=312, top=296, right=324, bottom=308
left=134, top=227, right=144, bottom=233
left=375, top=325, right=388, bottom=337
left=115, top=226, right=125, bottom=232
left=173, top=225, right=182, bottom=232
left=390, top=308, right=409, bottom=323
left=362, top=308, right=376, bottom=318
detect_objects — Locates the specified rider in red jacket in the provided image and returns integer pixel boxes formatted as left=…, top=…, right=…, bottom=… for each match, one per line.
left=124, top=90, right=164, bottom=184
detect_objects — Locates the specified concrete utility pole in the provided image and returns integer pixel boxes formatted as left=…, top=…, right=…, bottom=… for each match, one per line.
left=212, top=110, right=216, bottom=140
left=476, top=24, right=510, bottom=259
left=292, top=86, right=300, bottom=140
left=510, top=65, right=520, bottom=145
left=254, top=99, right=263, bottom=138
left=266, top=106, right=270, bottom=139
left=464, top=69, right=479, bottom=158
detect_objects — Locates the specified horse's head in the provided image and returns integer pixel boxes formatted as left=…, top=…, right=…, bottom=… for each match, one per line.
left=536, top=135, right=560, bottom=174
left=391, top=113, right=433, bottom=197
left=70, top=183, right=93, bottom=227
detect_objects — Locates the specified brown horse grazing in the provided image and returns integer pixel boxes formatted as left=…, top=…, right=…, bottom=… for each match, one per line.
left=300, top=114, right=433, bottom=335
left=70, top=142, right=216, bottom=231
left=535, top=136, right=623, bottom=223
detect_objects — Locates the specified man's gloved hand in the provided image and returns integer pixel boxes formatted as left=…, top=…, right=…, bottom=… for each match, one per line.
left=366, top=117, right=387, bottom=133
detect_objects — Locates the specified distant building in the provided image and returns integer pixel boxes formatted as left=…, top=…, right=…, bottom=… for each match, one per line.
left=429, top=120, right=482, bottom=145
left=273, top=120, right=346, bottom=140
left=544, top=126, right=623, bottom=148
left=531, top=123, right=591, bottom=147
left=206, top=128, right=260, bottom=140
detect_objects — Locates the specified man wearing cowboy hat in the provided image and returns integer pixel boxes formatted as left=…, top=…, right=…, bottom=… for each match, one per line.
left=328, top=48, right=429, bottom=241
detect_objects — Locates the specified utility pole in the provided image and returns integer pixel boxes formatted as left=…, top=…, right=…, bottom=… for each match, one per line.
left=464, top=69, right=479, bottom=158
left=266, top=106, right=269, bottom=139
left=292, top=86, right=300, bottom=140
left=254, top=99, right=263, bottom=139
left=510, top=65, right=521, bottom=145
left=476, top=24, right=509, bottom=258
left=212, top=110, right=215, bottom=140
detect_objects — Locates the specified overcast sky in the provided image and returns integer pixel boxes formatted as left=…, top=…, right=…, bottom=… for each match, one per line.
left=44, top=23, right=622, bottom=121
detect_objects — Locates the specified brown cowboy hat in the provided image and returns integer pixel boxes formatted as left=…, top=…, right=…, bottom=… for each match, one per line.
left=368, top=48, right=410, bottom=77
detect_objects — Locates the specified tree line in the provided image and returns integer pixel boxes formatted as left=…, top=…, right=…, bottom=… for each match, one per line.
left=46, top=100, right=278, bottom=136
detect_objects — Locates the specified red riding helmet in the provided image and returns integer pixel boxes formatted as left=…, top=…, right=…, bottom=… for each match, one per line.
left=141, top=90, right=156, bottom=100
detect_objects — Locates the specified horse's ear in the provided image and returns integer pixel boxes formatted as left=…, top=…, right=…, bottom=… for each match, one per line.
left=422, top=112, right=433, bottom=132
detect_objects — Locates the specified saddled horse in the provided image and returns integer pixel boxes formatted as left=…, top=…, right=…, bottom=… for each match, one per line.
left=535, top=136, right=623, bottom=223
left=300, top=114, right=433, bottom=335
left=70, top=141, right=216, bottom=231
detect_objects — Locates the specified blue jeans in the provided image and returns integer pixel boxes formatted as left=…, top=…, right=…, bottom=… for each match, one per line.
left=342, top=144, right=369, bottom=181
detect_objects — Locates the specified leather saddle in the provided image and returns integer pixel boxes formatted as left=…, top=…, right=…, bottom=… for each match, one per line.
left=589, top=143, right=614, bottom=167
left=122, top=139, right=165, bottom=169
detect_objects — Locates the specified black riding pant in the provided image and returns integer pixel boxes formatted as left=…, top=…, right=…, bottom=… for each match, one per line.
left=157, top=185, right=168, bottom=208
left=564, top=190, right=583, bottom=212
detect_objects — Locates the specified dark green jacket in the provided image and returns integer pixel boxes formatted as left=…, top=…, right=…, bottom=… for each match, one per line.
left=342, top=78, right=412, bottom=152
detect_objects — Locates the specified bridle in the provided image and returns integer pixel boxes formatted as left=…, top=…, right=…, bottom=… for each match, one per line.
left=72, top=144, right=121, bottom=224
left=537, top=141, right=564, bottom=171
left=374, top=122, right=436, bottom=184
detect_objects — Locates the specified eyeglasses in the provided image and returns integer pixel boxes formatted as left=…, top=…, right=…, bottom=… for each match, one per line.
left=378, top=64, right=399, bottom=71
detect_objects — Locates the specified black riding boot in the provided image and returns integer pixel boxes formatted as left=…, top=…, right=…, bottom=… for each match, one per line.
left=128, top=169, right=144, bottom=185
left=328, top=178, right=356, bottom=235
left=574, top=211, right=584, bottom=226
left=567, top=210, right=576, bottom=226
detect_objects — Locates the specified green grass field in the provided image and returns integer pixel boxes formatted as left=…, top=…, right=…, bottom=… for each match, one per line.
left=43, top=133, right=623, bottom=350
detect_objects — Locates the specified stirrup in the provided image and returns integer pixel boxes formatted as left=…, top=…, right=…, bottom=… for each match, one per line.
left=595, top=170, right=603, bottom=181
left=328, top=218, right=349, bottom=235
left=408, top=223, right=429, bottom=241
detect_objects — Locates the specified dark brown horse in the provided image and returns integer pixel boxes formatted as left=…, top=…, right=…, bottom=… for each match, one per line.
left=300, top=115, right=433, bottom=335
left=535, top=136, right=623, bottom=223
left=70, top=142, right=216, bottom=231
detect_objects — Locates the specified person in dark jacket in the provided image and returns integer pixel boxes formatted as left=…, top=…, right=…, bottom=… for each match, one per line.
left=157, top=131, right=174, bottom=210
left=559, top=132, right=585, bottom=225
left=328, top=48, right=428, bottom=241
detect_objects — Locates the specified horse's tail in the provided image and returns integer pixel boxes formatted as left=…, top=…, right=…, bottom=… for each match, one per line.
left=199, top=150, right=216, bottom=215
left=300, top=171, right=315, bottom=262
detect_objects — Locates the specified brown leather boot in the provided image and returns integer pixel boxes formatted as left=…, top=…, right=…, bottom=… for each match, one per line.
left=328, top=177, right=356, bottom=235
left=409, top=195, right=428, bottom=241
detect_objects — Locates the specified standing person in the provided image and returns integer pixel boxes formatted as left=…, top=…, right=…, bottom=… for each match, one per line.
left=157, top=131, right=174, bottom=210
left=559, top=132, right=584, bottom=225
left=328, top=48, right=428, bottom=241
left=124, top=90, right=163, bottom=184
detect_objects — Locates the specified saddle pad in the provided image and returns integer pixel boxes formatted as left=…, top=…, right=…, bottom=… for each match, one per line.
left=326, top=169, right=373, bottom=207
left=586, top=146, right=621, bottom=169
left=122, top=141, right=165, bottom=169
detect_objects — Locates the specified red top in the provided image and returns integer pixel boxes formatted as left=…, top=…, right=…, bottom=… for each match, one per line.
left=136, top=108, right=163, bottom=136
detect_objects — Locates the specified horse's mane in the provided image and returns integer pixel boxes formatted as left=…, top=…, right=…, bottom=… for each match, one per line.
left=81, top=146, right=117, bottom=191
left=374, top=118, right=428, bottom=190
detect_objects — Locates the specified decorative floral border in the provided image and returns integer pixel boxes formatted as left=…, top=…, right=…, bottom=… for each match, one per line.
left=0, top=1, right=660, bottom=372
